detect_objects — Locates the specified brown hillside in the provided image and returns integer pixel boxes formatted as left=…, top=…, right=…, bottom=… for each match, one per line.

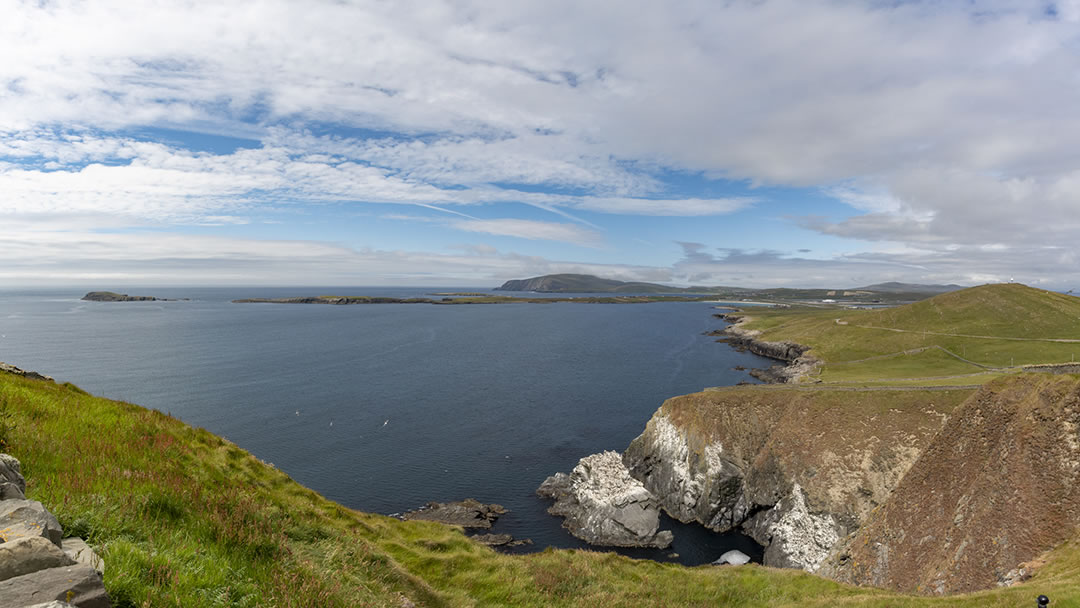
left=824, top=374, right=1080, bottom=594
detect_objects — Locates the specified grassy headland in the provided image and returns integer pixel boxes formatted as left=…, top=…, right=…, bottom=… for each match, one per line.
left=0, top=369, right=1072, bottom=607
left=729, top=283, right=1080, bottom=384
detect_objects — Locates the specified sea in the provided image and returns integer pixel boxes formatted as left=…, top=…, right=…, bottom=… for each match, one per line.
left=0, top=287, right=775, bottom=565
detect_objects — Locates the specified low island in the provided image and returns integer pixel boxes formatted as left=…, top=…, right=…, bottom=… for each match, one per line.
left=81, top=291, right=186, bottom=302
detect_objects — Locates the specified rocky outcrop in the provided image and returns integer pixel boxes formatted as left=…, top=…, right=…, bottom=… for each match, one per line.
left=0, top=365, right=54, bottom=384
left=823, top=375, right=1080, bottom=594
left=537, top=451, right=673, bottom=548
left=622, top=386, right=968, bottom=572
left=717, top=314, right=819, bottom=383
left=0, top=454, right=110, bottom=608
left=401, top=499, right=507, bottom=529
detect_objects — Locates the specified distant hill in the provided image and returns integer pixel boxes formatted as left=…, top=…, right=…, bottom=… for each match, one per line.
left=495, top=274, right=963, bottom=298
left=852, top=282, right=962, bottom=294
left=495, top=274, right=715, bottom=294
left=859, top=282, right=1080, bottom=338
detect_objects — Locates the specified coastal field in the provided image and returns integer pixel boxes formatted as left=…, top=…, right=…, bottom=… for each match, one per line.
left=2, top=368, right=1074, bottom=607
left=731, top=283, right=1080, bottom=384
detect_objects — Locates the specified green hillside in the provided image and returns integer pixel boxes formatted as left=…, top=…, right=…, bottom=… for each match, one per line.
left=737, top=283, right=1080, bottom=383
left=2, top=369, right=1072, bottom=607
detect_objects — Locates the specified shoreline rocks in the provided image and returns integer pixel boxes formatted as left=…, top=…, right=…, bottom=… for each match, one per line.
left=715, top=313, right=820, bottom=383
left=537, top=451, right=673, bottom=549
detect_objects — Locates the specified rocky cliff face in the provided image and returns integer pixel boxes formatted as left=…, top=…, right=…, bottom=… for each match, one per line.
left=623, top=387, right=969, bottom=571
left=823, top=375, right=1080, bottom=594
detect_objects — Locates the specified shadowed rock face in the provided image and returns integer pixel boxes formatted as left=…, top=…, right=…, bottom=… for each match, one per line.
left=622, top=387, right=965, bottom=572
left=538, top=451, right=673, bottom=549
left=823, top=375, right=1080, bottom=594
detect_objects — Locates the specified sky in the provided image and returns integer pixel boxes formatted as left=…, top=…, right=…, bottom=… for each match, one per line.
left=3, top=0, right=1080, bottom=289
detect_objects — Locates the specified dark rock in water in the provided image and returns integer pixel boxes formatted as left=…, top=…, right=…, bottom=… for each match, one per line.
left=713, top=549, right=750, bottom=566
left=470, top=533, right=533, bottom=547
left=537, top=451, right=673, bottom=549
left=0, top=564, right=111, bottom=608
left=401, top=499, right=507, bottom=528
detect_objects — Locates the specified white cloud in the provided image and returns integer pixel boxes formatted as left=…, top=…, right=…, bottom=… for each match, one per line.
left=3, top=1, right=1080, bottom=284
left=450, top=218, right=602, bottom=246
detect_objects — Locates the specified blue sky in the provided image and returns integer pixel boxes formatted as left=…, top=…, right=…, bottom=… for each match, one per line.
left=3, top=0, right=1080, bottom=288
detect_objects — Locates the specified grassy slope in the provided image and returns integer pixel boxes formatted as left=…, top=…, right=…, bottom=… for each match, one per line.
left=1, top=371, right=1072, bottom=607
left=738, top=283, right=1080, bottom=383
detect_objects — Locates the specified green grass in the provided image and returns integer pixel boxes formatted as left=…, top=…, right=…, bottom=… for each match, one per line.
left=2, top=370, right=1077, bottom=606
left=736, top=284, right=1080, bottom=383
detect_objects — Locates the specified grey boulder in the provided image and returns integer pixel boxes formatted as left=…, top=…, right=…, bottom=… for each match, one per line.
left=713, top=549, right=751, bottom=566
left=0, top=501, right=64, bottom=547
left=60, top=539, right=104, bottom=575
left=0, top=454, right=25, bottom=495
left=0, top=536, right=75, bottom=582
left=0, top=564, right=110, bottom=608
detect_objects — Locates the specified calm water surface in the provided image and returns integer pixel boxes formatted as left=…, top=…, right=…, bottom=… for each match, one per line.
left=0, top=287, right=774, bottom=564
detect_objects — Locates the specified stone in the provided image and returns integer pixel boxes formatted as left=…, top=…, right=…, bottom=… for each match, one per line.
left=713, top=549, right=751, bottom=566
left=537, top=451, right=673, bottom=548
left=23, top=602, right=78, bottom=608
left=401, top=499, right=507, bottom=528
left=0, top=564, right=110, bottom=608
left=0, top=454, right=26, bottom=495
left=0, top=536, right=75, bottom=581
left=0, top=482, right=25, bottom=501
left=61, top=539, right=104, bottom=575
left=0, top=500, right=64, bottom=547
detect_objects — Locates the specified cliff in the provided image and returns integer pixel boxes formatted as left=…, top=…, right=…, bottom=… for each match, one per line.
left=824, top=374, right=1080, bottom=594
left=622, top=386, right=972, bottom=571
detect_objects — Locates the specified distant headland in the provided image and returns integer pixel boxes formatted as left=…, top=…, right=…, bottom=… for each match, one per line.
left=231, top=294, right=708, bottom=305
left=496, top=273, right=962, bottom=300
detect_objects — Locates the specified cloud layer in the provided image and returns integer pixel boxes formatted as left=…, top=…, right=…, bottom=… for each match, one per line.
left=3, top=1, right=1080, bottom=286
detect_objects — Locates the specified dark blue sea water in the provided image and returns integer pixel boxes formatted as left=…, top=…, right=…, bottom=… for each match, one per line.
left=0, top=287, right=773, bottom=565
